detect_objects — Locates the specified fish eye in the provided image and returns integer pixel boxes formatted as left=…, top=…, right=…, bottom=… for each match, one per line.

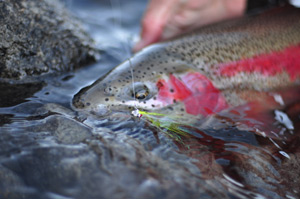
left=121, top=82, right=155, bottom=101
left=133, top=85, right=149, bottom=100
left=119, top=82, right=158, bottom=103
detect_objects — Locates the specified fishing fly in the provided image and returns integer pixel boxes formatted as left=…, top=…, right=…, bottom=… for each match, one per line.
left=131, top=109, right=143, bottom=118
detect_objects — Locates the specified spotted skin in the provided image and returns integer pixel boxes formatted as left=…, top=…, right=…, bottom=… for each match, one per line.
left=73, top=6, right=300, bottom=117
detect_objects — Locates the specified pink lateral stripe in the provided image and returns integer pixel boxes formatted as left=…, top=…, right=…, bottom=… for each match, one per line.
left=218, top=44, right=300, bottom=80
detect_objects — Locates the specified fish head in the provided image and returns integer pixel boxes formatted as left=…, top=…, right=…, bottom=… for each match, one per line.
left=72, top=45, right=202, bottom=115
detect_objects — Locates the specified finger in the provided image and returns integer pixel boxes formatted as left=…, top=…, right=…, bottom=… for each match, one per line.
left=133, top=0, right=180, bottom=52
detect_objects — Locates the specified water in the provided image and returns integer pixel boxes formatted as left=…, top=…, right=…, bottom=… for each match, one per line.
left=0, top=0, right=300, bottom=199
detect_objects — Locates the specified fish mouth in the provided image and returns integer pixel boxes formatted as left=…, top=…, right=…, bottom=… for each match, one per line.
left=72, top=90, right=89, bottom=109
left=72, top=93, right=137, bottom=116
left=71, top=91, right=110, bottom=116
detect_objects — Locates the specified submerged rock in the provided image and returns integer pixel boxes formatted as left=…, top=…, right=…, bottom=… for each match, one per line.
left=0, top=0, right=99, bottom=81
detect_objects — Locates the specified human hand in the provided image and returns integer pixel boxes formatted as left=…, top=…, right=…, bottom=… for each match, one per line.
left=133, top=0, right=246, bottom=52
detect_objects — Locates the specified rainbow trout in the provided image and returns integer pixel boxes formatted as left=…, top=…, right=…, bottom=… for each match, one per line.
left=73, top=6, right=300, bottom=136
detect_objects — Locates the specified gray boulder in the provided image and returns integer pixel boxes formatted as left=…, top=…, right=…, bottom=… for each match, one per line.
left=0, top=0, right=99, bottom=80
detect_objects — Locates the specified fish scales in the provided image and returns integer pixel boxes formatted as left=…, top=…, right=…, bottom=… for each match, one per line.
left=73, top=5, right=300, bottom=117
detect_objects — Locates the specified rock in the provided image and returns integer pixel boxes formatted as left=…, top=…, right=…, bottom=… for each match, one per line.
left=30, top=115, right=92, bottom=144
left=32, top=103, right=92, bottom=144
left=0, top=0, right=100, bottom=81
left=0, top=165, right=26, bottom=199
left=35, top=103, right=76, bottom=118
left=1, top=145, right=101, bottom=199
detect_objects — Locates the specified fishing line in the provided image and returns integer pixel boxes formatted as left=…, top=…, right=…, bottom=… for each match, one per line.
left=109, top=0, right=133, bottom=59
left=128, top=57, right=139, bottom=109
left=109, top=0, right=139, bottom=109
